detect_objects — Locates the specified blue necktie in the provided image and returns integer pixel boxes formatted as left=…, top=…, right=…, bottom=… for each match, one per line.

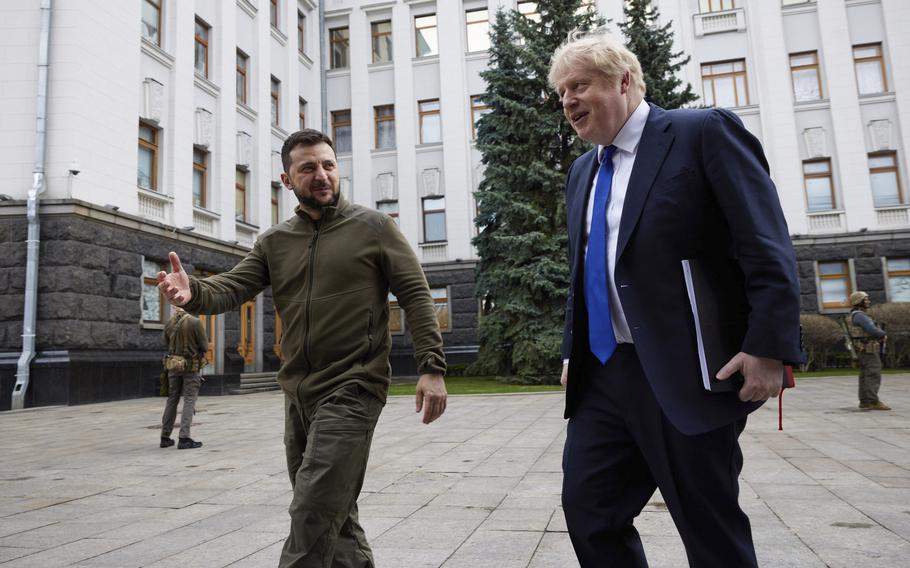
left=585, top=145, right=617, bottom=365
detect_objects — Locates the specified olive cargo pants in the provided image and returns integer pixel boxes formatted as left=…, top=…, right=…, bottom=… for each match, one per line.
left=857, top=351, right=882, bottom=404
left=280, top=384, right=383, bottom=568
left=160, top=373, right=202, bottom=440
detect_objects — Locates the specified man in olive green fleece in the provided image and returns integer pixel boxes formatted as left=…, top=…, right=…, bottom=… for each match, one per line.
left=157, top=129, right=448, bottom=567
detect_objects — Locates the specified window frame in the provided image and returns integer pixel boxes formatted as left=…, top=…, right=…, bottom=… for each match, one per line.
left=374, top=104, right=396, bottom=150
left=430, top=287, right=451, bottom=332
left=414, top=14, right=438, bottom=57
left=789, top=50, right=822, bottom=102
left=868, top=150, right=904, bottom=208
left=700, top=59, right=749, bottom=108
left=698, top=0, right=736, bottom=13
left=371, top=20, right=393, bottom=64
left=465, top=8, right=489, bottom=53
left=853, top=42, right=888, bottom=96
left=817, top=260, right=853, bottom=311
left=194, top=17, right=210, bottom=78
left=299, top=97, right=307, bottom=130
left=141, top=258, right=166, bottom=325
left=418, top=99, right=441, bottom=145
left=235, top=167, right=247, bottom=223
left=141, top=0, right=163, bottom=46
left=422, top=196, right=447, bottom=243
left=470, top=95, right=490, bottom=139
left=138, top=121, right=159, bottom=191
left=271, top=183, right=281, bottom=225
left=297, top=10, right=306, bottom=54
left=270, top=0, right=279, bottom=30
left=802, top=158, right=835, bottom=213
left=330, top=26, right=350, bottom=69
left=236, top=49, right=249, bottom=105
left=885, top=257, right=910, bottom=303
left=192, top=148, right=208, bottom=209
left=377, top=200, right=400, bottom=226
left=332, top=110, right=352, bottom=154
left=270, top=76, right=281, bottom=127
left=388, top=293, right=404, bottom=335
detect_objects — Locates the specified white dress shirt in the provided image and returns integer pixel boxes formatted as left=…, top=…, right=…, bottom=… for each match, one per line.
left=583, top=99, right=651, bottom=344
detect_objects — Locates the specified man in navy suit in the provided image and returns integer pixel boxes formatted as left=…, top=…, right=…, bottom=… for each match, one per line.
left=548, top=33, right=803, bottom=567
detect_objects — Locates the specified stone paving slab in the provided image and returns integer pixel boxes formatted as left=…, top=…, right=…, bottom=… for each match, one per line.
left=0, top=374, right=907, bottom=567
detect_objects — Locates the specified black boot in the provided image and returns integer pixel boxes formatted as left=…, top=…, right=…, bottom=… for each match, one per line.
left=160, top=437, right=175, bottom=448
left=178, top=437, right=203, bottom=449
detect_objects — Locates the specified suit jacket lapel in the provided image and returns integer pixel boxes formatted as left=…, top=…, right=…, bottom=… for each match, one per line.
left=616, top=105, right=674, bottom=261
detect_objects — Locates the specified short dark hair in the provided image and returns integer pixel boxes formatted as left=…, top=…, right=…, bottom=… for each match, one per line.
left=280, top=129, right=335, bottom=173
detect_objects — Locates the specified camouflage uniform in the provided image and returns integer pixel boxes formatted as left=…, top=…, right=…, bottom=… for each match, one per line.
left=850, top=306, right=887, bottom=408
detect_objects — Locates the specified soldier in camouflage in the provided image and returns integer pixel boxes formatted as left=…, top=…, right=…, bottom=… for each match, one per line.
left=848, top=291, right=890, bottom=410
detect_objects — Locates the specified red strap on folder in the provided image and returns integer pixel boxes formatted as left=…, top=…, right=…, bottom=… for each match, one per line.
left=778, top=366, right=795, bottom=431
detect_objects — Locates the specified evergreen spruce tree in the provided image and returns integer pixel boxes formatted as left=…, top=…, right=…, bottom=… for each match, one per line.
left=620, top=0, right=698, bottom=109
left=471, top=1, right=600, bottom=382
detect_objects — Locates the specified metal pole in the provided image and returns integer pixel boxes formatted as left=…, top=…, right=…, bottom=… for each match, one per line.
left=12, top=0, right=52, bottom=410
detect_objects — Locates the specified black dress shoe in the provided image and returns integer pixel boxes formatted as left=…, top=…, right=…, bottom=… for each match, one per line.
left=160, top=437, right=175, bottom=448
left=178, top=437, right=203, bottom=449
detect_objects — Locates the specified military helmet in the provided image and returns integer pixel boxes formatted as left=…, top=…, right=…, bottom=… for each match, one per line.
left=848, top=291, right=869, bottom=306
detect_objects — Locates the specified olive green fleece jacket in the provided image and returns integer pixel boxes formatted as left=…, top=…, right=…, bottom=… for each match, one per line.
left=181, top=193, right=445, bottom=411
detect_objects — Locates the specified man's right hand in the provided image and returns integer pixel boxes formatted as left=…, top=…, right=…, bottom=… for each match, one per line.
left=157, top=251, right=192, bottom=306
left=560, top=361, right=569, bottom=387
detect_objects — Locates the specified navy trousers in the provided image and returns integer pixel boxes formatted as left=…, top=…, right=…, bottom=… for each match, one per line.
left=562, top=345, right=757, bottom=568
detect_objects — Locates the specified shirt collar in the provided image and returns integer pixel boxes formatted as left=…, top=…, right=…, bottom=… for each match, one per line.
left=597, top=99, right=651, bottom=162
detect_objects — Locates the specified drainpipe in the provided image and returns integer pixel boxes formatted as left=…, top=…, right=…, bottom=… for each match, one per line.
left=12, top=0, right=52, bottom=410
left=319, top=0, right=327, bottom=133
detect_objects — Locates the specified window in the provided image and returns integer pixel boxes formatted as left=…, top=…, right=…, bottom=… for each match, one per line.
left=236, top=50, right=249, bottom=105
left=235, top=168, right=247, bottom=222
left=388, top=293, right=403, bottom=333
left=198, top=312, right=217, bottom=369
left=419, top=99, right=441, bottom=144
left=330, top=27, right=349, bottom=69
left=332, top=110, right=352, bottom=153
left=271, top=76, right=281, bottom=127
left=297, top=10, right=306, bottom=54
left=192, top=148, right=208, bottom=208
left=299, top=97, right=307, bottom=130
left=803, top=159, right=835, bottom=212
left=790, top=51, right=821, bottom=102
left=377, top=201, right=399, bottom=226
left=470, top=95, right=490, bottom=139
left=782, top=0, right=812, bottom=5
left=818, top=261, right=851, bottom=310
left=194, top=18, right=210, bottom=78
left=886, top=258, right=910, bottom=302
left=142, top=259, right=165, bottom=323
left=271, top=184, right=280, bottom=225
left=854, top=43, right=887, bottom=96
left=466, top=9, right=489, bottom=52
left=415, top=14, right=438, bottom=57
left=270, top=0, right=279, bottom=29
left=239, top=300, right=256, bottom=365
left=374, top=105, right=396, bottom=149
left=422, top=196, right=446, bottom=242
left=137, top=122, right=158, bottom=191
left=372, top=20, right=392, bottom=63
left=869, top=151, right=903, bottom=208
left=701, top=59, right=748, bottom=108
left=517, top=2, right=541, bottom=22
left=431, top=288, right=450, bottom=331
left=699, top=0, right=735, bottom=12
left=141, top=0, right=162, bottom=46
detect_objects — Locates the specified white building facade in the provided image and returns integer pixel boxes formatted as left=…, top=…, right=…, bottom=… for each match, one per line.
left=1, top=0, right=908, bottom=409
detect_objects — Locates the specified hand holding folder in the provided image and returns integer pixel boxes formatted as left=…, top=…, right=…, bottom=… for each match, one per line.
left=682, top=258, right=794, bottom=397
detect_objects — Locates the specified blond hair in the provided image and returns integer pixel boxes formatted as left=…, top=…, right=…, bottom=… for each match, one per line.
left=548, top=30, right=646, bottom=98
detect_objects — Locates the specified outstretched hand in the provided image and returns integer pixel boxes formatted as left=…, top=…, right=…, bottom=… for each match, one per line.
left=716, top=352, right=783, bottom=402
left=415, top=373, right=447, bottom=424
left=157, top=251, right=192, bottom=306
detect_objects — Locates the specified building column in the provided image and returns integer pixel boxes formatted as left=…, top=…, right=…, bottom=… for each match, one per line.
left=437, top=0, right=471, bottom=261
left=881, top=0, right=910, bottom=177
left=168, top=0, right=197, bottom=229
left=392, top=2, right=420, bottom=246
left=217, top=2, right=238, bottom=242
left=349, top=7, right=370, bottom=206
left=255, top=3, right=273, bottom=231
left=817, top=0, right=875, bottom=231
left=745, top=0, right=807, bottom=234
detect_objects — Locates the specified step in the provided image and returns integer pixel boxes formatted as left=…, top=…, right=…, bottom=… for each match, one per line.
left=229, top=386, right=281, bottom=395
left=230, top=372, right=280, bottom=395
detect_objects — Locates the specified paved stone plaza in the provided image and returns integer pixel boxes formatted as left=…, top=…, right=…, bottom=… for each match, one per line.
left=0, top=374, right=908, bottom=567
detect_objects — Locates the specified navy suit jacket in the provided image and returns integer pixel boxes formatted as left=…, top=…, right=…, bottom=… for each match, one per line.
left=561, top=104, right=803, bottom=435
